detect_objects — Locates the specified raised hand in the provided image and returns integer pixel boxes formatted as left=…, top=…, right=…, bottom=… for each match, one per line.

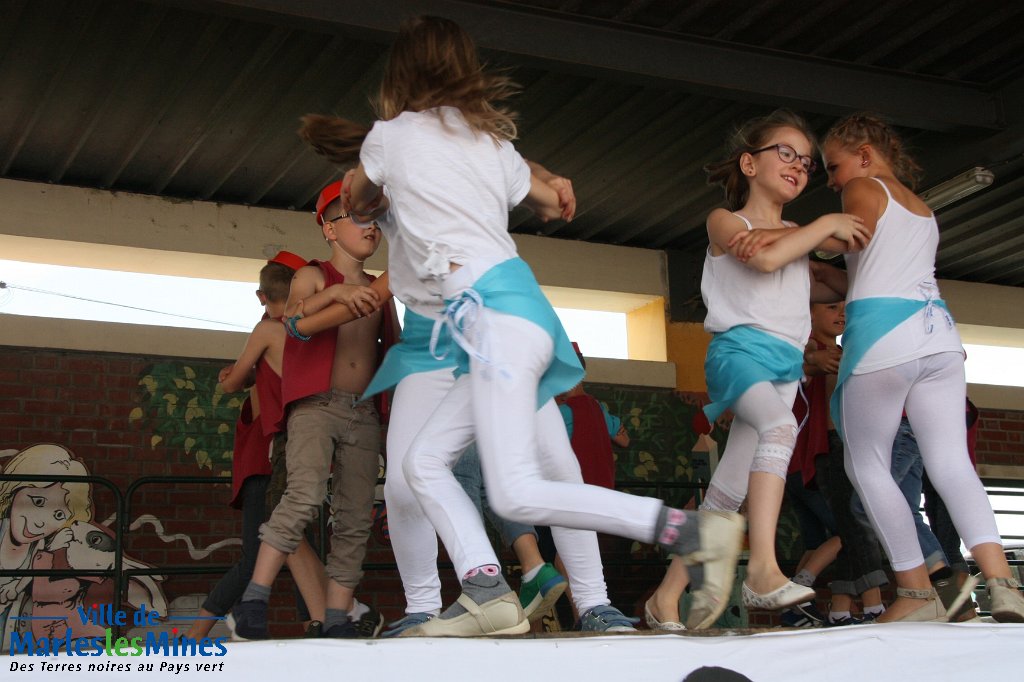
left=547, top=175, right=576, bottom=222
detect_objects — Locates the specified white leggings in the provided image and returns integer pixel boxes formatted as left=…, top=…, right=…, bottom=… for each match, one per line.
left=703, top=380, right=800, bottom=511
left=840, top=352, right=1000, bottom=571
left=386, top=367, right=616, bottom=613
left=384, top=368, right=454, bottom=614
left=404, top=309, right=663, bottom=610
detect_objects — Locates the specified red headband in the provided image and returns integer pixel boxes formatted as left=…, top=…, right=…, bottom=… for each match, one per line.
left=268, top=250, right=307, bottom=271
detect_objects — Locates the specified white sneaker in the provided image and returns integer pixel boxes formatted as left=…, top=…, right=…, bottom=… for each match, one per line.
left=400, top=591, right=529, bottom=637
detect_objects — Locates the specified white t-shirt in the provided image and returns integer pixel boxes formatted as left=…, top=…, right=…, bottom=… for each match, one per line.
left=361, top=107, right=532, bottom=313
left=845, top=178, right=963, bottom=373
left=701, top=215, right=811, bottom=350
left=372, top=193, right=443, bottom=318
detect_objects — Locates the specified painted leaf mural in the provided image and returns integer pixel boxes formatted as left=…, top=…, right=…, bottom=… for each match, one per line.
left=132, top=361, right=245, bottom=472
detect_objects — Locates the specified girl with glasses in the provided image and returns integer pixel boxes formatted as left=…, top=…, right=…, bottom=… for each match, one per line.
left=645, top=110, right=869, bottom=630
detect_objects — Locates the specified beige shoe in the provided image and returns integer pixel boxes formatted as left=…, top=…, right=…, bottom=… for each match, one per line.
left=399, top=591, right=530, bottom=637
left=988, top=577, right=1024, bottom=623
left=741, top=581, right=817, bottom=611
left=680, top=510, right=745, bottom=630
left=644, top=598, right=685, bottom=632
left=889, top=587, right=946, bottom=622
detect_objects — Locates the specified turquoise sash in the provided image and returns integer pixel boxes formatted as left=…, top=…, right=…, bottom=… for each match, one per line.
left=362, top=308, right=457, bottom=400
left=703, top=325, right=804, bottom=422
left=830, top=297, right=952, bottom=438
left=432, top=257, right=584, bottom=409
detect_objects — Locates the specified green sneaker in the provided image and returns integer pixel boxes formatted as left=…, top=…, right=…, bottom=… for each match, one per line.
left=519, top=563, right=567, bottom=622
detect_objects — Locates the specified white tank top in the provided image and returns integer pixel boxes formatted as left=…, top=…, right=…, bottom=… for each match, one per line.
left=845, top=178, right=963, bottom=373
left=701, top=214, right=811, bottom=350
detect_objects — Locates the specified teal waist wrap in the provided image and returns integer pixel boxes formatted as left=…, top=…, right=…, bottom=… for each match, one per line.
left=430, top=257, right=584, bottom=409
left=362, top=308, right=457, bottom=400
left=829, top=296, right=951, bottom=438
left=703, top=325, right=804, bottom=423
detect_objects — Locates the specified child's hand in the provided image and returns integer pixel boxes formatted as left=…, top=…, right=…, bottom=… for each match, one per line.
left=330, top=283, right=381, bottom=317
left=807, top=347, right=842, bottom=374
left=728, top=228, right=784, bottom=261
left=823, top=213, right=868, bottom=250
left=546, top=175, right=576, bottom=222
left=218, top=364, right=234, bottom=383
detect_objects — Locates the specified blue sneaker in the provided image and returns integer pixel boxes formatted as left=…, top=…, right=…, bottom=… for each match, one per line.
left=826, top=614, right=864, bottom=627
left=381, top=612, right=435, bottom=638
left=230, top=600, right=268, bottom=640
left=323, top=620, right=358, bottom=638
left=519, top=563, right=568, bottom=622
left=578, top=604, right=639, bottom=633
left=353, top=606, right=385, bottom=638
left=780, top=601, right=825, bottom=628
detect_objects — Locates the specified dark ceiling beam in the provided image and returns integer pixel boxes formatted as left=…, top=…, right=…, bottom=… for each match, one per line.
left=155, top=0, right=1004, bottom=132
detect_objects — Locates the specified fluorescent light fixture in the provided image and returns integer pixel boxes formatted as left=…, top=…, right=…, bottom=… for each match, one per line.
left=919, top=166, right=995, bottom=210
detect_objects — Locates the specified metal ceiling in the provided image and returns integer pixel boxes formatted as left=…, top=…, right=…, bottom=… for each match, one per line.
left=1, top=0, right=1023, bottom=289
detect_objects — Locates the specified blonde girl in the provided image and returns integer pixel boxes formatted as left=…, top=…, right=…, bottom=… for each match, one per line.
left=821, top=113, right=1024, bottom=622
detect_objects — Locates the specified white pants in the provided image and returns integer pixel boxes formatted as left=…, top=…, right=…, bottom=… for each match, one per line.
left=840, top=352, right=1000, bottom=571
left=384, top=368, right=453, bottom=614
left=704, top=380, right=800, bottom=509
left=405, top=310, right=663, bottom=609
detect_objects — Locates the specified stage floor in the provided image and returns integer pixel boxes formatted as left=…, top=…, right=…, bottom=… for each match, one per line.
left=6, top=622, right=1023, bottom=681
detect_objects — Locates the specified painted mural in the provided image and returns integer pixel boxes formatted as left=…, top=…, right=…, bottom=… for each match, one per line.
left=130, top=362, right=243, bottom=473
left=0, top=444, right=167, bottom=650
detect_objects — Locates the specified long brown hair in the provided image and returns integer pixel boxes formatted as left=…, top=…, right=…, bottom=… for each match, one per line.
left=377, top=15, right=519, bottom=141
left=823, top=112, right=923, bottom=189
left=298, top=17, right=519, bottom=164
left=298, top=114, right=369, bottom=167
left=704, top=109, right=817, bottom=210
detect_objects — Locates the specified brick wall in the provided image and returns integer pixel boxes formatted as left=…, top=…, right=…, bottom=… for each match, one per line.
left=0, top=347, right=248, bottom=629
left=2, top=345, right=1022, bottom=635
left=975, top=409, right=1024, bottom=470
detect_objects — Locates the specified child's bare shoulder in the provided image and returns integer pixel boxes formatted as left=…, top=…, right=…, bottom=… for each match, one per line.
left=252, top=318, right=285, bottom=346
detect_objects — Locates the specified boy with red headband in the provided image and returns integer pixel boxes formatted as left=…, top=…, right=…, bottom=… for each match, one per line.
left=187, top=251, right=329, bottom=641
left=233, top=182, right=398, bottom=639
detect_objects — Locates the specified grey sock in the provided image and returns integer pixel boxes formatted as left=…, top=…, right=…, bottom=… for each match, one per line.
left=241, top=582, right=271, bottom=604
left=654, top=506, right=701, bottom=557
left=793, top=569, right=816, bottom=587
left=440, top=566, right=510, bottom=620
left=325, top=608, right=350, bottom=630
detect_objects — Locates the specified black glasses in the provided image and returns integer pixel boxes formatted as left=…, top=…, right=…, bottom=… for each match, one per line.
left=750, top=143, right=818, bottom=174
left=327, top=214, right=381, bottom=231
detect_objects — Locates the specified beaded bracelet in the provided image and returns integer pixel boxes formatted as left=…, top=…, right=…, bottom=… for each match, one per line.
left=284, top=315, right=311, bottom=342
